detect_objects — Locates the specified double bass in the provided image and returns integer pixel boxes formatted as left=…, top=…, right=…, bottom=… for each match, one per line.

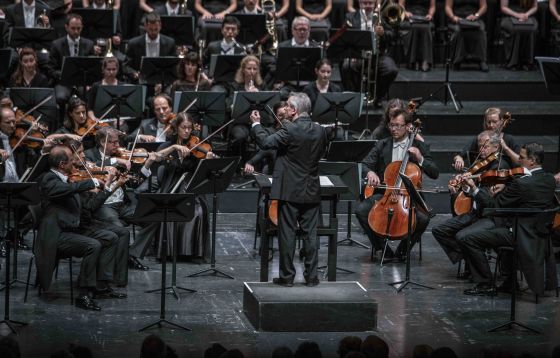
left=367, top=119, right=423, bottom=239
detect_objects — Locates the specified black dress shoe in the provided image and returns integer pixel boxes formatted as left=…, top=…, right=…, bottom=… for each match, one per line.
left=75, top=295, right=101, bottom=311
left=128, top=256, right=149, bottom=271
left=457, top=271, right=472, bottom=280
left=463, top=284, right=497, bottom=296
left=479, top=61, right=489, bottom=72
left=305, top=277, right=320, bottom=287
left=93, top=288, right=127, bottom=299
left=272, top=277, right=294, bottom=287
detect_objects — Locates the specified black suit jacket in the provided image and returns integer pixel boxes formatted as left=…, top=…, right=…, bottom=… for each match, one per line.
left=4, top=2, right=50, bottom=28
left=474, top=168, right=557, bottom=295
left=127, top=117, right=160, bottom=142
left=252, top=115, right=327, bottom=203
left=345, top=11, right=392, bottom=51
left=361, top=136, right=439, bottom=180
left=278, top=38, right=320, bottom=48
left=47, top=36, right=95, bottom=81
left=123, top=34, right=176, bottom=78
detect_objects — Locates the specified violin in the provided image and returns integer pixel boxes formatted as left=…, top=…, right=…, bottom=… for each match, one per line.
left=449, top=152, right=498, bottom=188
left=75, top=117, right=111, bottom=137
left=478, top=167, right=525, bottom=186
left=15, top=109, right=49, bottom=135
left=185, top=135, right=213, bottom=159
left=115, top=147, right=149, bottom=164
left=9, top=128, right=45, bottom=150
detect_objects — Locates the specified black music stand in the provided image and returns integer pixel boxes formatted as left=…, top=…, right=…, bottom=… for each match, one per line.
left=482, top=206, right=559, bottom=334
left=326, top=29, right=376, bottom=61
left=173, top=91, right=226, bottom=127
left=93, top=85, right=145, bottom=131
left=209, top=55, right=244, bottom=83
left=60, top=56, right=103, bottom=87
left=140, top=57, right=179, bottom=88
left=276, top=47, right=323, bottom=87
left=326, top=140, right=377, bottom=162
left=9, top=27, right=56, bottom=51
left=186, top=157, right=241, bottom=279
left=0, top=49, right=12, bottom=83
left=535, top=57, right=560, bottom=168
left=72, top=8, right=118, bottom=39
left=134, top=193, right=195, bottom=332
left=230, top=14, right=267, bottom=44
left=231, top=91, right=281, bottom=125
left=0, top=182, right=40, bottom=334
left=160, top=15, right=195, bottom=47
left=8, top=88, right=57, bottom=131
left=388, top=173, right=434, bottom=293
left=312, top=92, right=362, bottom=139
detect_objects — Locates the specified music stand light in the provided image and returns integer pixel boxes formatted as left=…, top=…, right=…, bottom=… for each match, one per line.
left=209, top=54, right=244, bottom=83
left=231, top=91, right=281, bottom=125
left=60, top=56, right=103, bottom=87
left=276, top=47, right=323, bottom=86
left=173, top=91, right=226, bottom=127
left=140, top=56, right=179, bottom=87
left=160, top=15, right=195, bottom=47
left=72, top=8, right=118, bottom=39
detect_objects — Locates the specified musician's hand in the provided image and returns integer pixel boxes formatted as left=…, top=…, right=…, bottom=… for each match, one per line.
left=490, top=184, right=505, bottom=197
left=448, top=184, right=458, bottom=194
left=214, top=12, right=226, bottom=20
left=408, top=147, right=423, bottom=163
left=116, top=159, right=131, bottom=171
left=405, top=11, right=413, bottom=19
left=93, top=45, right=102, bottom=56
left=201, top=12, right=213, bottom=19
left=0, top=149, right=9, bottom=161
left=452, top=15, right=460, bottom=23
left=250, top=110, right=261, bottom=124
left=367, top=171, right=380, bottom=187
left=466, top=14, right=477, bottom=21
left=154, top=83, right=162, bottom=95
left=105, top=166, right=118, bottom=176
left=244, top=163, right=255, bottom=175
left=453, top=155, right=465, bottom=171
left=206, top=151, right=216, bottom=159
left=464, top=178, right=477, bottom=191
left=115, top=173, right=128, bottom=188
left=174, top=144, right=190, bottom=158
left=139, top=134, right=156, bottom=142
left=374, top=25, right=384, bottom=36
left=41, top=15, right=50, bottom=27
left=517, top=13, right=529, bottom=21
left=148, top=151, right=164, bottom=164
left=425, top=14, right=432, bottom=21
left=555, top=172, right=560, bottom=185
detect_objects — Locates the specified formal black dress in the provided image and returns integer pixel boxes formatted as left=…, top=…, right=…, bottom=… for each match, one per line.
left=300, top=0, right=331, bottom=42
left=448, top=0, right=487, bottom=65
left=401, top=0, right=434, bottom=66
left=500, top=0, right=538, bottom=68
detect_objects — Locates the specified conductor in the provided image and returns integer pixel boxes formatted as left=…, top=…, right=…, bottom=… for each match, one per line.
left=250, top=93, right=328, bottom=287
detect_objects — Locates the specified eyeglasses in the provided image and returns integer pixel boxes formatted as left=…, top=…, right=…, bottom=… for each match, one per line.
left=388, top=123, right=406, bottom=129
left=294, top=27, right=309, bottom=32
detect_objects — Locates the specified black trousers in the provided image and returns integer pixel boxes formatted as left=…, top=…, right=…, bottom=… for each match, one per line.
left=341, top=54, right=398, bottom=102
left=277, top=200, right=320, bottom=282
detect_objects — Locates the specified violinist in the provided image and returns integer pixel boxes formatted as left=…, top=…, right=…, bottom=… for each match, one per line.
left=56, top=97, right=96, bottom=149
left=453, top=107, right=519, bottom=171
left=432, top=132, right=509, bottom=279
left=9, top=48, right=50, bottom=89
left=128, top=94, right=174, bottom=143
left=154, top=112, right=213, bottom=259
left=356, top=108, right=439, bottom=262
left=459, top=143, right=556, bottom=296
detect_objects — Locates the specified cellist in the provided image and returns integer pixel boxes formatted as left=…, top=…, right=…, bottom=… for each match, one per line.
left=355, top=108, right=439, bottom=262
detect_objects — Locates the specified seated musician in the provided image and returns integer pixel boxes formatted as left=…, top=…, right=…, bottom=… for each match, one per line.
left=302, top=59, right=342, bottom=109
left=459, top=143, right=557, bottom=296
left=153, top=0, right=192, bottom=15
left=355, top=108, right=439, bottom=262
left=87, top=57, right=128, bottom=126
left=168, top=53, right=212, bottom=97
left=432, top=131, right=510, bottom=279
left=36, top=144, right=124, bottom=311
left=3, top=0, right=51, bottom=34
left=83, top=0, right=121, bottom=9
left=195, top=0, right=237, bottom=43
left=400, top=0, right=436, bottom=72
left=369, top=98, right=407, bottom=140
left=295, top=0, right=332, bottom=42
left=500, top=0, right=538, bottom=71
left=452, top=107, right=519, bottom=172
left=342, top=0, right=398, bottom=108
left=9, top=48, right=50, bottom=89
left=55, top=97, right=97, bottom=150
left=129, top=94, right=174, bottom=143
left=235, top=0, right=289, bottom=42
left=154, top=112, right=214, bottom=259
left=550, top=0, right=560, bottom=51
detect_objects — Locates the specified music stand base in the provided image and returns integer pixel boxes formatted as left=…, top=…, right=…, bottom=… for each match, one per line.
left=335, top=238, right=370, bottom=250
left=145, top=285, right=197, bottom=300
left=488, top=320, right=541, bottom=334
left=187, top=267, right=234, bottom=279
left=138, top=318, right=191, bottom=332
left=420, top=82, right=463, bottom=113
left=0, top=319, right=27, bottom=334
left=0, top=279, right=28, bottom=291
left=318, top=265, right=355, bottom=274
left=389, top=280, right=434, bottom=293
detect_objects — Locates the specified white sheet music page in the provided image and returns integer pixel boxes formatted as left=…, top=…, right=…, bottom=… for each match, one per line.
left=320, top=176, right=334, bottom=187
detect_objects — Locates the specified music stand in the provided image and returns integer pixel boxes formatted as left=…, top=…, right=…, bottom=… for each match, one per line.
left=8, top=88, right=57, bottom=131
left=231, top=91, right=281, bottom=125
left=140, top=57, right=179, bottom=88
left=133, top=193, right=195, bottom=332
left=276, top=47, right=323, bottom=86
left=326, top=29, right=376, bottom=62
left=482, top=206, right=559, bottom=334
left=160, top=15, right=195, bottom=47
left=173, top=91, right=226, bottom=127
left=388, top=173, right=434, bottom=293
left=536, top=57, right=560, bottom=168
left=0, top=49, right=12, bottom=83
left=9, top=27, right=56, bottom=52
left=93, top=85, right=146, bottom=131
left=326, top=140, right=377, bottom=162
left=72, top=8, right=118, bottom=39
left=230, top=14, right=267, bottom=44
left=0, top=182, right=40, bottom=334
left=186, top=157, right=241, bottom=279
left=313, top=92, right=362, bottom=139
left=209, top=55, right=244, bottom=83
left=60, top=56, right=103, bottom=87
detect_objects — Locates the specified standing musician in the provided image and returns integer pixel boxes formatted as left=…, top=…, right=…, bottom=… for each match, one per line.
left=433, top=132, right=510, bottom=279
left=250, top=92, right=328, bottom=287
left=460, top=143, right=557, bottom=296
left=343, top=0, right=399, bottom=107
left=356, top=108, right=439, bottom=261
left=453, top=107, right=519, bottom=172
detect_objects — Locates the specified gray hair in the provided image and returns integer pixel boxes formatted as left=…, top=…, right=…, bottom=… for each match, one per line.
left=291, top=16, right=310, bottom=31
left=288, top=92, right=311, bottom=115
left=478, top=130, right=500, bottom=147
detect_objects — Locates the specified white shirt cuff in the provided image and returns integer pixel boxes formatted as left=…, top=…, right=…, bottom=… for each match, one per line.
left=92, top=178, right=101, bottom=188
left=251, top=122, right=261, bottom=128
left=140, top=166, right=151, bottom=178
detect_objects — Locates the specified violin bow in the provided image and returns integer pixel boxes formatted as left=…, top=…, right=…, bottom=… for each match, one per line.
left=265, top=104, right=284, bottom=128
left=188, top=118, right=234, bottom=152
left=11, top=115, right=43, bottom=153
left=128, top=129, right=141, bottom=163
left=80, top=104, right=117, bottom=139
left=70, top=143, right=96, bottom=182
left=20, top=95, right=53, bottom=118
left=101, top=132, right=109, bottom=171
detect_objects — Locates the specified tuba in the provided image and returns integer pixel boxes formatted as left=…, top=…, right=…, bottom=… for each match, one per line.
left=261, top=0, right=278, bottom=56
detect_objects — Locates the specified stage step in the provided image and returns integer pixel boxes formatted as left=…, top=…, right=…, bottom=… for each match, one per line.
left=243, top=281, right=377, bottom=332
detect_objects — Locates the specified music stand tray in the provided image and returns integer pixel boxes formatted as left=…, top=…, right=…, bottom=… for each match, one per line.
left=231, top=91, right=281, bottom=125
left=9, top=27, right=56, bottom=51
left=160, top=15, right=195, bottom=47
left=72, top=8, right=118, bottom=39
left=60, top=56, right=103, bottom=87
left=326, top=140, right=377, bottom=162
left=185, top=157, right=241, bottom=279
left=209, top=55, right=244, bottom=83
left=93, top=85, right=146, bottom=120
left=326, top=29, right=376, bottom=61
left=230, top=14, right=267, bottom=44
left=312, top=92, right=363, bottom=125
left=173, top=91, right=226, bottom=127
left=276, top=47, right=323, bottom=84
left=0, top=182, right=40, bottom=334
left=140, top=57, right=179, bottom=86
left=133, top=193, right=195, bottom=332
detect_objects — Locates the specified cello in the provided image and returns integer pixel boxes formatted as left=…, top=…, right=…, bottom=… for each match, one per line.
left=367, top=119, right=423, bottom=239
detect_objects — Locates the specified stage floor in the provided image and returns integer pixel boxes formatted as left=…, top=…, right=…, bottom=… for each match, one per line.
left=2, top=214, right=560, bottom=358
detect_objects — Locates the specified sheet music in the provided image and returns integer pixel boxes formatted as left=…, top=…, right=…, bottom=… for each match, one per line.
left=320, top=176, right=334, bottom=187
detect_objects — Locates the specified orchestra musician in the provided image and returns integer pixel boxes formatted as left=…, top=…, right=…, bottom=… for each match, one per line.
left=295, top=0, right=332, bottom=42
left=400, top=0, right=436, bottom=72
left=168, top=53, right=212, bottom=97
left=302, top=58, right=342, bottom=109
left=356, top=108, right=439, bottom=262
left=83, top=0, right=121, bottom=9
left=129, top=93, right=174, bottom=143
left=87, top=57, right=127, bottom=124
left=250, top=93, right=328, bottom=287
left=460, top=143, right=557, bottom=296
left=3, top=0, right=50, bottom=31
left=195, top=0, right=238, bottom=43
left=55, top=97, right=97, bottom=150
left=9, top=47, right=50, bottom=89
left=500, top=0, right=538, bottom=71
left=153, top=0, right=193, bottom=16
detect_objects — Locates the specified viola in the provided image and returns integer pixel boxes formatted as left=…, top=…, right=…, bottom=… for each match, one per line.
left=478, top=167, right=525, bottom=186
left=68, top=168, right=110, bottom=183
left=448, top=152, right=499, bottom=188
left=185, top=135, right=213, bottom=159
